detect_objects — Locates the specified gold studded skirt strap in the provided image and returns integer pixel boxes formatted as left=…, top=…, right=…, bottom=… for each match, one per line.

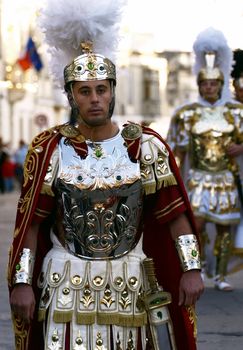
left=37, top=234, right=148, bottom=349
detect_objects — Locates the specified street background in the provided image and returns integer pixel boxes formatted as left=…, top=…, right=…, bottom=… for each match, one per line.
left=0, top=190, right=243, bottom=350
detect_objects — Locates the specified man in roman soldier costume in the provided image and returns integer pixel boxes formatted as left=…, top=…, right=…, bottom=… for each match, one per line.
left=8, top=0, right=203, bottom=349
left=230, top=49, right=243, bottom=261
left=232, top=49, right=243, bottom=104
left=167, top=27, right=243, bottom=292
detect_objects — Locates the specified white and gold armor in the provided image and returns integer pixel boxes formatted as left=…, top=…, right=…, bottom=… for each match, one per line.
left=38, top=131, right=148, bottom=349
left=56, top=132, right=143, bottom=260
left=168, top=103, right=243, bottom=225
left=36, top=126, right=179, bottom=350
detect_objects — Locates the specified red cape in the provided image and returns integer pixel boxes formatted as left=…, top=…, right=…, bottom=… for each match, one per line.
left=8, top=124, right=199, bottom=350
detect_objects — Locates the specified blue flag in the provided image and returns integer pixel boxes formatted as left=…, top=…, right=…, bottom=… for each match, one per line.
left=26, top=37, right=43, bottom=72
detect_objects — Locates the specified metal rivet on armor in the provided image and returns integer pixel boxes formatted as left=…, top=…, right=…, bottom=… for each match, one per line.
left=94, top=203, right=105, bottom=212
left=114, top=276, right=124, bottom=287
left=35, top=146, right=43, bottom=153
left=62, top=287, right=70, bottom=295
left=75, top=336, right=83, bottom=345
left=96, top=333, right=103, bottom=346
left=51, top=329, right=59, bottom=342
left=77, top=175, right=83, bottom=181
left=144, top=154, right=152, bottom=161
left=128, top=276, right=138, bottom=287
left=121, top=289, right=129, bottom=298
left=84, top=286, right=92, bottom=297
left=93, top=276, right=104, bottom=286
left=51, top=272, right=61, bottom=283
left=116, top=175, right=122, bottom=181
left=71, top=275, right=82, bottom=286
left=104, top=286, right=112, bottom=297
left=80, top=284, right=95, bottom=308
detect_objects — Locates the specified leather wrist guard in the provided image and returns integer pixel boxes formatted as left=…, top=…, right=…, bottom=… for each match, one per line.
left=175, top=234, right=201, bottom=272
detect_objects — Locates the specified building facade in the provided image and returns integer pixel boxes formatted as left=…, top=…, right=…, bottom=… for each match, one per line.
left=0, top=1, right=197, bottom=148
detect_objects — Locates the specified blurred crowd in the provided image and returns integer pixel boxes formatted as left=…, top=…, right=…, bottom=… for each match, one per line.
left=0, top=138, right=28, bottom=194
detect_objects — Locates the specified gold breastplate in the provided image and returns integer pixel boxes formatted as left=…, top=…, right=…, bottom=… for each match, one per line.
left=191, top=130, right=233, bottom=171
left=190, top=107, right=234, bottom=172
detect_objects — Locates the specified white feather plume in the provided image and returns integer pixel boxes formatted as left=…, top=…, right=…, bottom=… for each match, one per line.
left=37, top=0, right=126, bottom=87
left=192, top=27, right=233, bottom=102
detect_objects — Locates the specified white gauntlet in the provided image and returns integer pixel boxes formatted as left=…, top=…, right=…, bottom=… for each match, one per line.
left=13, top=248, right=35, bottom=285
left=175, top=234, right=201, bottom=272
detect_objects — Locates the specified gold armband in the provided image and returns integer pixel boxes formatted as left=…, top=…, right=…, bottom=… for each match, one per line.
left=175, top=234, right=201, bottom=272
left=13, top=248, right=35, bottom=285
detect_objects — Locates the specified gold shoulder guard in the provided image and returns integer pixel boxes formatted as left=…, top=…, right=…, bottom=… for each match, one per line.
left=225, top=101, right=243, bottom=110
left=140, top=133, right=177, bottom=195
left=174, top=103, right=201, bottom=118
left=224, top=102, right=243, bottom=123
left=40, top=146, right=59, bottom=197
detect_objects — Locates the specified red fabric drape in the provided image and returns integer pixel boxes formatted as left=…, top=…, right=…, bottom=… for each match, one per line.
left=8, top=125, right=199, bottom=350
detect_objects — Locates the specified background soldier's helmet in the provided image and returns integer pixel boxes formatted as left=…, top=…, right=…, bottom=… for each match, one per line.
left=197, top=52, right=224, bottom=84
left=192, top=27, right=233, bottom=101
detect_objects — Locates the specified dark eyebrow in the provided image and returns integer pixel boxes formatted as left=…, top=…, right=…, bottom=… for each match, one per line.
left=79, top=85, right=91, bottom=90
left=79, top=84, right=108, bottom=90
left=96, top=84, right=109, bottom=88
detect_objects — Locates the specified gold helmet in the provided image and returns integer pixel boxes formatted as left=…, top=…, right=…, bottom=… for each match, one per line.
left=38, top=0, right=126, bottom=89
left=197, top=51, right=224, bottom=84
left=64, top=41, right=116, bottom=86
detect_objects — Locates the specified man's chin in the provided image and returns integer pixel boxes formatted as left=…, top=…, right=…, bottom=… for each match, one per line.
left=202, top=95, right=218, bottom=103
left=86, top=116, right=109, bottom=127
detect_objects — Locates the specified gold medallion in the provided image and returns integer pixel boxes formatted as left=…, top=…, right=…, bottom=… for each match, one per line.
left=60, top=124, right=80, bottom=138
left=121, top=123, right=142, bottom=140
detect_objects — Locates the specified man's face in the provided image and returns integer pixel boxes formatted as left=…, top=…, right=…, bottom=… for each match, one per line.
left=198, top=79, right=222, bottom=104
left=71, top=79, right=112, bottom=127
left=233, top=79, right=243, bottom=103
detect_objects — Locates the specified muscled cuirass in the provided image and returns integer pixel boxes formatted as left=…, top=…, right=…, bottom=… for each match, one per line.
left=190, top=106, right=234, bottom=171
left=55, top=132, right=144, bottom=260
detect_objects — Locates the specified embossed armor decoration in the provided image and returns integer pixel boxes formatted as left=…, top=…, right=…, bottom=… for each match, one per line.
left=56, top=132, right=143, bottom=260
left=8, top=124, right=198, bottom=350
